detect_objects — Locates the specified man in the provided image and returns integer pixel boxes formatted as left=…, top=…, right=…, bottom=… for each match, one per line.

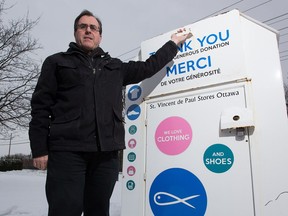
left=29, top=9, right=191, bottom=216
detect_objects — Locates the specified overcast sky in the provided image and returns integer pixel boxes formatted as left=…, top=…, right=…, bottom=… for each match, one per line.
left=5, top=0, right=288, bottom=68
left=1, top=0, right=288, bottom=156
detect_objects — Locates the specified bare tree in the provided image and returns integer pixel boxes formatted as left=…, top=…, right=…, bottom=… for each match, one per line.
left=0, top=0, right=41, bottom=136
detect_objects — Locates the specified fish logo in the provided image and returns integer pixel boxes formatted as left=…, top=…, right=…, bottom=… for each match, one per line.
left=149, top=168, right=207, bottom=215
left=154, top=192, right=200, bottom=209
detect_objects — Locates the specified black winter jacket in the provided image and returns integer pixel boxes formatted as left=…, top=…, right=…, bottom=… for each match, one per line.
left=29, top=40, right=178, bottom=158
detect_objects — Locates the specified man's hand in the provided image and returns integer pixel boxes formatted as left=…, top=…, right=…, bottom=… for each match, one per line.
left=33, top=155, right=48, bottom=170
left=171, top=28, right=193, bottom=45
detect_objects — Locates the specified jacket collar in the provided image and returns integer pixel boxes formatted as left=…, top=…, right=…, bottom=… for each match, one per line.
left=66, top=42, right=109, bottom=58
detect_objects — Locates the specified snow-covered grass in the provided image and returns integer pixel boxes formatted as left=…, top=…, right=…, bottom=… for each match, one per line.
left=0, top=170, right=121, bottom=216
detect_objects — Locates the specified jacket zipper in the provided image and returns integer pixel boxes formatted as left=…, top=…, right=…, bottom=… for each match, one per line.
left=90, top=56, right=101, bottom=150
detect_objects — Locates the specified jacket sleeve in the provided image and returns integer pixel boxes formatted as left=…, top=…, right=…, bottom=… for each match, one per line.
left=29, top=56, right=58, bottom=158
left=122, top=40, right=178, bottom=85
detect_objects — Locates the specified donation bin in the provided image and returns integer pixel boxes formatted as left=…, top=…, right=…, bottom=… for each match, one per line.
left=121, top=9, right=288, bottom=216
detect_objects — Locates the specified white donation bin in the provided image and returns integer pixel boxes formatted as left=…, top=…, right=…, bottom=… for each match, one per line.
left=121, top=9, right=288, bottom=216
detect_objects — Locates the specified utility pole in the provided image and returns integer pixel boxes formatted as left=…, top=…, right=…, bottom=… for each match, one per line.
left=8, top=133, right=12, bottom=157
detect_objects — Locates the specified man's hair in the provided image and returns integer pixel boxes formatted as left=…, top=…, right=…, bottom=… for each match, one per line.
left=74, top=10, right=102, bottom=35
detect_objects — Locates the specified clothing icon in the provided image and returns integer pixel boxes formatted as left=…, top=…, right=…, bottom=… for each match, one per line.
left=128, top=139, right=137, bottom=149
left=128, top=125, right=137, bottom=135
left=127, top=110, right=140, bottom=116
left=127, top=152, right=136, bottom=162
left=128, top=85, right=142, bottom=101
left=126, top=180, right=135, bottom=190
left=127, top=166, right=136, bottom=176
left=127, top=104, right=141, bottom=121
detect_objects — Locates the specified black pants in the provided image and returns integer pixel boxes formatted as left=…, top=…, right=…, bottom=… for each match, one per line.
left=46, top=151, right=119, bottom=216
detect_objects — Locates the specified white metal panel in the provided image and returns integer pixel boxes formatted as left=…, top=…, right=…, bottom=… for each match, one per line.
left=239, top=13, right=288, bottom=216
left=145, top=83, right=254, bottom=216
left=140, top=10, right=247, bottom=98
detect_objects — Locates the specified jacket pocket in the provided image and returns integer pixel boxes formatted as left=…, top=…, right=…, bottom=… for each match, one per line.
left=49, top=110, right=81, bottom=141
left=56, top=62, right=85, bottom=88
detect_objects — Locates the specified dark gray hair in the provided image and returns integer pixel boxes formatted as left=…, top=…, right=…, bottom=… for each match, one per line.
left=74, top=10, right=102, bottom=35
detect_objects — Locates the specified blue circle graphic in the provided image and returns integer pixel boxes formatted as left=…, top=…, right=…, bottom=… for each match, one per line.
left=128, top=85, right=142, bottom=101
left=149, top=168, right=207, bottom=216
left=127, top=104, right=141, bottom=121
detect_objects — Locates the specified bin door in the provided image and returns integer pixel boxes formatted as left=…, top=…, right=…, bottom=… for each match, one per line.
left=145, top=83, right=254, bottom=216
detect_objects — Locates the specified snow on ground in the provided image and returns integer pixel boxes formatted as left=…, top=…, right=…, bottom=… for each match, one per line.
left=0, top=170, right=121, bottom=216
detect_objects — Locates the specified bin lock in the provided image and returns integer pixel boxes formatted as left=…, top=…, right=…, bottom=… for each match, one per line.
left=220, top=107, right=254, bottom=132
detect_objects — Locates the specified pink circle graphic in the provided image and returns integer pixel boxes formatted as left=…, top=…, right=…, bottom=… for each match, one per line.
left=128, top=139, right=137, bottom=149
left=127, top=166, right=136, bottom=176
left=155, top=116, right=192, bottom=155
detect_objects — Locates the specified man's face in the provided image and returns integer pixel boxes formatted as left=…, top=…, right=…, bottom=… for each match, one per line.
left=74, top=15, right=102, bottom=51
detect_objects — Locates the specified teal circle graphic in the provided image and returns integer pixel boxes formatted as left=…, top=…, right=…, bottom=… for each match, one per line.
left=129, top=125, right=137, bottom=135
left=203, top=144, right=234, bottom=173
left=127, top=152, right=136, bottom=162
left=126, top=180, right=136, bottom=190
